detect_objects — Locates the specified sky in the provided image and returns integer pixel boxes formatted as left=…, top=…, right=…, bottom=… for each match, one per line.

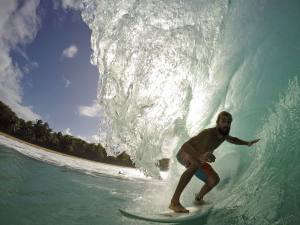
left=0, top=0, right=101, bottom=143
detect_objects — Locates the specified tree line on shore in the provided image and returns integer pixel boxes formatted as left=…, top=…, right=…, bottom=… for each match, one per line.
left=0, top=101, right=134, bottom=168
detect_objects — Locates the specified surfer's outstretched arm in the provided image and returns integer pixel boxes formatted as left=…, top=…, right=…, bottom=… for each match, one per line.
left=225, top=135, right=260, bottom=146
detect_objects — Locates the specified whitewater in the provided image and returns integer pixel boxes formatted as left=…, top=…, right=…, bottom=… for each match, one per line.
left=1, top=0, right=300, bottom=224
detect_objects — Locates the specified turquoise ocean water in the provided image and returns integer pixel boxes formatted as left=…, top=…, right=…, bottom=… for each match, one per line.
left=1, top=0, right=300, bottom=224
left=0, top=144, right=152, bottom=225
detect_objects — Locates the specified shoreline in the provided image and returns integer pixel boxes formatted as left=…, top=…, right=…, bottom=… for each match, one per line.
left=0, top=131, right=135, bottom=170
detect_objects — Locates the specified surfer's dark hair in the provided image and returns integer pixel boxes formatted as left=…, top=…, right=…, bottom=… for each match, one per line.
left=216, top=111, right=232, bottom=124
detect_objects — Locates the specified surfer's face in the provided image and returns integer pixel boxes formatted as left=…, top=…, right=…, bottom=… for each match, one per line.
left=217, top=115, right=232, bottom=136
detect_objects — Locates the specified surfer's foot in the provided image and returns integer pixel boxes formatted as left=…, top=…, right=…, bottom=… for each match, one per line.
left=193, top=194, right=209, bottom=206
left=169, top=201, right=189, bottom=213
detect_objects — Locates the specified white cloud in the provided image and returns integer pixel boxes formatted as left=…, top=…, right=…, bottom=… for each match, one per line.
left=61, top=45, right=78, bottom=59
left=62, top=129, right=99, bottom=143
left=0, top=0, right=41, bottom=121
left=61, top=0, right=83, bottom=10
left=63, top=76, right=71, bottom=88
left=78, top=100, right=101, bottom=118
left=65, top=79, right=71, bottom=87
left=31, top=62, right=39, bottom=68
left=23, top=61, right=39, bottom=74
left=63, top=128, right=72, bottom=135
left=77, top=134, right=100, bottom=144
left=90, top=134, right=100, bottom=143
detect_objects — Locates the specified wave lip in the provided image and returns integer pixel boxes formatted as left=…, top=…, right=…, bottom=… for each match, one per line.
left=81, top=0, right=230, bottom=177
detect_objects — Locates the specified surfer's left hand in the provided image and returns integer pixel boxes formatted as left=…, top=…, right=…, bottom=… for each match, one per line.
left=248, top=139, right=260, bottom=147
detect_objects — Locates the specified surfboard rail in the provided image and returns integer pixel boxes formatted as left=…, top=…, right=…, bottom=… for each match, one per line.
left=119, top=205, right=212, bottom=223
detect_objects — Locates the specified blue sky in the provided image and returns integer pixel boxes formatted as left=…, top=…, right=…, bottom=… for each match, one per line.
left=0, top=0, right=101, bottom=142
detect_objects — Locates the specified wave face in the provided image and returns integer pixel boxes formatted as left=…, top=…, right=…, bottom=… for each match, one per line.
left=79, top=0, right=300, bottom=224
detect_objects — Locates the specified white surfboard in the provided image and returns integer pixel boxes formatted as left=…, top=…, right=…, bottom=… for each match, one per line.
left=119, top=205, right=212, bottom=223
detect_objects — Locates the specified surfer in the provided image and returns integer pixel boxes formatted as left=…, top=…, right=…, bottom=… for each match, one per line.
left=169, top=111, right=260, bottom=213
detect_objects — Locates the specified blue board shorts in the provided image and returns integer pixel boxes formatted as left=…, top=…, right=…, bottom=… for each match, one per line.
left=176, top=153, right=213, bottom=182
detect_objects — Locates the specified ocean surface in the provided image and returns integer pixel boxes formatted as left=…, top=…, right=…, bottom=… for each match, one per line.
left=1, top=0, right=300, bottom=224
left=0, top=136, right=170, bottom=225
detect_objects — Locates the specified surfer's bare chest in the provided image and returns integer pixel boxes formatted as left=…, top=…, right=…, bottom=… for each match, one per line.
left=190, top=128, right=225, bottom=153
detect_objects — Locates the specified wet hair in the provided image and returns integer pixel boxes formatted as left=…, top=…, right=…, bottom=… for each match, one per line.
left=216, top=111, right=232, bottom=124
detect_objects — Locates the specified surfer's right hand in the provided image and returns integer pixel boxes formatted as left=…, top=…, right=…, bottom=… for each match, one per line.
left=207, top=152, right=216, bottom=162
left=199, top=152, right=215, bottom=163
